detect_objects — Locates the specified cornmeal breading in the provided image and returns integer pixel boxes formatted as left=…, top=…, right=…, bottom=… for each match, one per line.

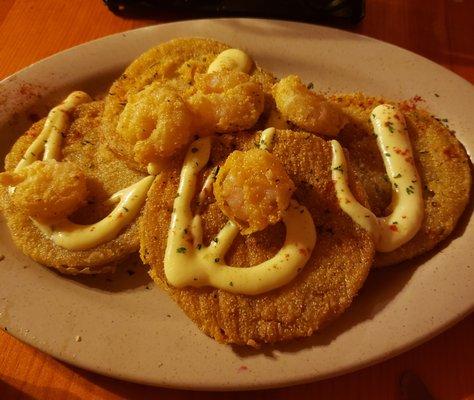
left=140, top=130, right=374, bottom=345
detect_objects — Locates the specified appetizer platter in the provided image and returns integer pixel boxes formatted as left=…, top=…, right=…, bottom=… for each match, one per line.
left=0, top=19, right=472, bottom=389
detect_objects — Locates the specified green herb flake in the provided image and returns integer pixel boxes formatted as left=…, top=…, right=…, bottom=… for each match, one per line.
left=394, top=173, right=402, bottom=179
left=122, top=206, right=129, bottom=212
left=333, top=165, right=344, bottom=172
left=307, top=82, right=314, bottom=90
left=406, top=185, right=415, bottom=195
left=385, top=152, right=391, bottom=157
left=229, top=281, right=234, bottom=287
left=386, top=121, right=395, bottom=133
left=177, top=247, right=187, bottom=254
left=214, top=258, right=220, bottom=263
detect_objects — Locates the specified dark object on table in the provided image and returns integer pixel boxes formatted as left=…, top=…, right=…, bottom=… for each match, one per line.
left=103, top=0, right=365, bottom=25
left=400, top=371, right=436, bottom=400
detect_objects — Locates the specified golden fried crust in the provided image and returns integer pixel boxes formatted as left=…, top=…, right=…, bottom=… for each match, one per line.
left=102, top=38, right=276, bottom=171
left=214, top=148, right=295, bottom=234
left=331, top=93, right=472, bottom=267
left=140, top=130, right=374, bottom=345
left=0, top=101, right=145, bottom=274
left=2, top=160, right=88, bottom=221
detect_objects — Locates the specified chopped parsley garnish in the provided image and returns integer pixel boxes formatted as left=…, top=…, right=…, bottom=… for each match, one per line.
left=122, top=206, right=129, bottom=212
left=177, top=247, right=187, bottom=253
left=385, top=152, right=391, bottom=157
left=212, top=238, right=219, bottom=243
left=197, top=244, right=202, bottom=250
left=214, top=258, right=220, bottom=263
left=307, top=82, right=314, bottom=90
left=229, top=281, right=234, bottom=287
left=406, top=185, right=415, bottom=195
left=394, top=173, right=402, bottom=178
left=386, top=121, right=395, bottom=133
left=333, top=165, right=343, bottom=172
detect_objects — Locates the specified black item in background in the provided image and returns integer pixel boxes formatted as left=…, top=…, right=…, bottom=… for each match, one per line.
left=103, top=0, right=365, bottom=26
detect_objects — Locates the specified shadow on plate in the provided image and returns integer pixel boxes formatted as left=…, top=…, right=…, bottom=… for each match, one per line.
left=62, top=253, right=152, bottom=293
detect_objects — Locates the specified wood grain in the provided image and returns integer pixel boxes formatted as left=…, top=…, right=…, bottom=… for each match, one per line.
left=0, top=0, right=473, bottom=399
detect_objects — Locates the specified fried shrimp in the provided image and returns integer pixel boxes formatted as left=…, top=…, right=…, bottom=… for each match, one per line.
left=187, top=70, right=265, bottom=134
left=0, top=160, right=88, bottom=221
left=214, top=148, right=295, bottom=234
left=103, top=38, right=275, bottom=171
left=273, top=75, right=347, bottom=136
left=116, top=82, right=196, bottom=164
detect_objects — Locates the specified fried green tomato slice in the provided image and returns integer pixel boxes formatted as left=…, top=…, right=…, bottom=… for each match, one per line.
left=140, top=130, right=375, bottom=346
left=102, top=37, right=275, bottom=171
left=331, top=93, right=471, bottom=267
left=0, top=101, right=145, bottom=274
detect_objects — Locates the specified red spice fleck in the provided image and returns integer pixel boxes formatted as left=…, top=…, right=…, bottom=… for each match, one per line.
left=238, top=365, right=249, bottom=372
left=389, top=224, right=399, bottom=232
left=443, top=145, right=459, bottom=159
left=394, top=147, right=410, bottom=156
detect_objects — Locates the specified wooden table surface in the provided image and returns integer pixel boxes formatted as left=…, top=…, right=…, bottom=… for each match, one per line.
left=0, top=0, right=473, bottom=399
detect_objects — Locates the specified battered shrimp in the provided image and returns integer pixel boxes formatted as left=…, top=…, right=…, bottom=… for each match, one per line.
left=187, top=70, right=264, bottom=135
left=213, top=148, right=295, bottom=234
left=273, top=75, right=347, bottom=136
left=0, top=160, right=88, bottom=221
left=116, top=82, right=196, bottom=164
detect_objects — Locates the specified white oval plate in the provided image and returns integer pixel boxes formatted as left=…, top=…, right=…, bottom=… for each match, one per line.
left=0, top=19, right=472, bottom=390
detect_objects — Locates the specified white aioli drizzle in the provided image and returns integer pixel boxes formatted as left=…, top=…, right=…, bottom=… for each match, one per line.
left=207, top=48, right=253, bottom=74
left=331, top=104, right=424, bottom=252
left=12, top=91, right=154, bottom=250
left=15, top=91, right=92, bottom=171
left=164, top=137, right=317, bottom=295
left=33, top=176, right=154, bottom=250
left=259, top=127, right=276, bottom=151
